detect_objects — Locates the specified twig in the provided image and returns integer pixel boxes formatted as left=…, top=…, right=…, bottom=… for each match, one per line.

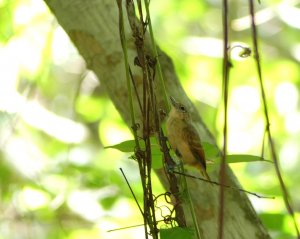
left=116, top=1, right=148, bottom=237
left=107, top=219, right=169, bottom=233
left=116, top=0, right=140, bottom=150
left=219, top=0, right=230, bottom=238
left=119, top=168, right=144, bottom=216
left=125, top=1, right=160, bottom=238
left=172, top=170, right=275, bottom=199
left=129, top=67, right=143, bottom=115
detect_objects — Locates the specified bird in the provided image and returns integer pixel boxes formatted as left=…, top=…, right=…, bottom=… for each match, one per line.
left=166, top=96, right=211, bottom=182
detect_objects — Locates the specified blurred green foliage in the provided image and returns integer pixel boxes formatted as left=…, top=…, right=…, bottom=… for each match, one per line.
left=0, top=0, right=299, bottom=238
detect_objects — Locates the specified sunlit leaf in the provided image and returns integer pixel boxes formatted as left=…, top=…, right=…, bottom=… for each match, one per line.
left=105, top=140, right=221, bottom=169
left=76, top=96, right=105, bottom=122
left=160, top=227, right=194, bottom=239
left=105, top=139, right=164, bottom=169
left=202, top=142, right=220, bottom=159
left=151, top=146, right=163, bottom=169
left=259, top=213, right=285, bottom=230
left=213, top=154, right=271, bottom=164
left=0, top=1, right=14, bottom=42
left=105, top=140, right=136, bottom=152
left=100, top=196, right=118, bottom=210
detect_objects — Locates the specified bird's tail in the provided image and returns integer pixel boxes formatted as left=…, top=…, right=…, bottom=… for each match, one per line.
left=195, top=165, right=214, bottom=186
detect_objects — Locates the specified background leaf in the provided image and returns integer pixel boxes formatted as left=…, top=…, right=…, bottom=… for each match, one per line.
left=105, top=140, right=136, bottom=153
left=202, top=142, right=220, bottom=159
left=160, top=227, right=194, bottom=239
left=223, top=154, right=271, bottom=164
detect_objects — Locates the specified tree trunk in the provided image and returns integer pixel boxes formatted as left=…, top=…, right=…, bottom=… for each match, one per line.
left=44, top=0, right=270, bottom=238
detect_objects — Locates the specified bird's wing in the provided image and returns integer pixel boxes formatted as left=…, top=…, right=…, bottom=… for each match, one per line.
left=182, top=124, right=207, bottom=170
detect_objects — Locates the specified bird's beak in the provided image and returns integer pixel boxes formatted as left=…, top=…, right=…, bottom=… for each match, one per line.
left=170, top=96, right=177, bottom=107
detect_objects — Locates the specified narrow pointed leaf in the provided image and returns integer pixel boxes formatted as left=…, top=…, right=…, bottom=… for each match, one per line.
left=214, top=154, right=272, bottom=164
left=104, top=140, right=136, bottom=152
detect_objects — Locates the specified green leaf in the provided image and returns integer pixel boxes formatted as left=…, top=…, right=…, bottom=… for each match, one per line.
left=151, top=155, right=163, bottom=169
left=151, top=145, right=163, bottom=169
left=259, top=213, right=285, bottom=231
left=227, top=154, right=271, bottom=163
left=214, top=154, right=271, bottom=164
left=76, top=96, right=105, bottom=122
left=105, top=140, right=136, bottom=152
left=105, top=139, right=164, bottom=169
left=105, top=140, right=270, bottom=170
left=202, top=142, right=220, bottom=159
left=160, top=227, right=194, bottom=239
left=0, top=1, right=15, bottom=43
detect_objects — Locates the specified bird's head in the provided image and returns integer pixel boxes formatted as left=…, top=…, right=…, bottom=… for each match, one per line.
left=169, top=96, right=191, bottom=120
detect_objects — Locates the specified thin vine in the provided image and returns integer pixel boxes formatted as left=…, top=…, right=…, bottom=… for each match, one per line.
left=218, top=0, right=230, bottom=238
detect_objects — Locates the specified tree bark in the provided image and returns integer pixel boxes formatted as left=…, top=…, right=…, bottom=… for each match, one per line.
left=44, top=0, right=270, bottom=238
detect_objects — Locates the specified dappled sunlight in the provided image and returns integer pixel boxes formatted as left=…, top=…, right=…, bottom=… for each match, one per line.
left=5, top=137, right=48, bottom=179
left=22, top=101, right=89, bottom=143
left=67, top=190, right=106, bottom=222
left=8, top=31, right=43, bottom=74
left=13, top=0, right=49, bottom=26
left=285, top=112, right=300, bottom=134
left=52, top=26, right=83, bottom=69
left=275, top=82, right=298, bottom=115
left=250, top=195, right=285, bottom=213
left=215, top=86, right=264, bottom=153
left=18, top=187, right=51, bottom=211
left=188, top=81, right=220, bottom=107
left=0, top=0, right=299, bottom=238
left=283, top=214, right=300, bottom=238
left=277, top=3, right=300, bottom=29
left=109, top=198, right=135, bottom=219
left=181, top=37, right=223, bottom=58
left=279, top=141, right=300, bottom=171
left=231, top=86, right=260, bottom=114
left=99, top=119, right=132, bottom=146
left=100, top=220, right=146, bottom=239
left=68, top=146, right=95, bottom=166
left=232, top=8, right=274, bottom=31
left=291, top=44, right=300, bottom=62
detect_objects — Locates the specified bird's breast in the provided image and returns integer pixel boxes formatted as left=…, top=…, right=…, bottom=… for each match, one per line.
left=166, top=119, right=195, bottom=164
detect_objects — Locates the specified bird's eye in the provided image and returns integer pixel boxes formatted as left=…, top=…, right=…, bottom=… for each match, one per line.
left=180, top=106, right=185, bottom=111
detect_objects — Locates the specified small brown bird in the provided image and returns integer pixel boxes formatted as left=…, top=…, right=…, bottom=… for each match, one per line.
left=166, top=97, right=211, bottom=181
